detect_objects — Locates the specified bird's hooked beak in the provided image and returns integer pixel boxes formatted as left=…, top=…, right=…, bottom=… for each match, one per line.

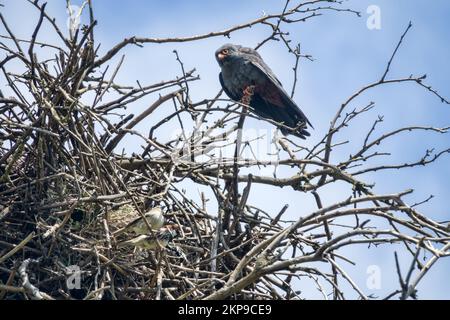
left=216, top=48, right=231, bottom=65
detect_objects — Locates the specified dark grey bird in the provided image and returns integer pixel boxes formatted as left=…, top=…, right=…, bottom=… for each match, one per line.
left=215, top=44, right=312, bottom=139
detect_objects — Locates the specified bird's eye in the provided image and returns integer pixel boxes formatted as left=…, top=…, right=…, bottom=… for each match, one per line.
left=222, top=49, right=229, bottom=55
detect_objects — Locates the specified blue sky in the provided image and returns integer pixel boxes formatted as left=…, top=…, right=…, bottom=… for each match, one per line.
left=1, top=0, right=449, bottom=299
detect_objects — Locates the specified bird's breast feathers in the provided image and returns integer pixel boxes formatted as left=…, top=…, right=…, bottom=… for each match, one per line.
left=221, top=60, right=259, bottom=98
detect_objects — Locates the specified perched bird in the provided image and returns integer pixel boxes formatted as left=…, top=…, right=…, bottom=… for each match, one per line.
left=117, top=224, right=179, bottom=250
left=215, top=44, right=312, bottom=139
left=113, top=207, right=165, bottom=236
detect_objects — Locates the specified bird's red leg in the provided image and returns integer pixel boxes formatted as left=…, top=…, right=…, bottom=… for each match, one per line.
left=241, top=85, right=255, bottom=106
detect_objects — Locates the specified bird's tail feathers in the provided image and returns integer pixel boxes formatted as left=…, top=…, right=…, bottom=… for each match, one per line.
left=281, top=126, right=310, bottom=140
left=280, top=92, right=313, bottom=129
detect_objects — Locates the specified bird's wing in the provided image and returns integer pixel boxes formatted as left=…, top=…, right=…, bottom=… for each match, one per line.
left=239, top=47, right=283, bottom=87
left=118, top=234, right=149, bottom=248
left=246, top=58, right=313, bottom=129
left=219, top=72, right=240, bottom=101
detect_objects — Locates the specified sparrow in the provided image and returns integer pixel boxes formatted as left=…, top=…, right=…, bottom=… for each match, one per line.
left=215, top=43, right=312, bottom=139
left=113, top=207, right=165, bottom=236
left=117, top=224, right=179, bottom=250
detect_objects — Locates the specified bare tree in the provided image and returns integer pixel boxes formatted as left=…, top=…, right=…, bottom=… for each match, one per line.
left=0, top=0, right=449, bottom=300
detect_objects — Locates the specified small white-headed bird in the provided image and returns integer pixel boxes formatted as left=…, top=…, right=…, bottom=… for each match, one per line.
left=113, top=207, right=165, bottom=236
left=117, top=224, right=179, bottom=250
